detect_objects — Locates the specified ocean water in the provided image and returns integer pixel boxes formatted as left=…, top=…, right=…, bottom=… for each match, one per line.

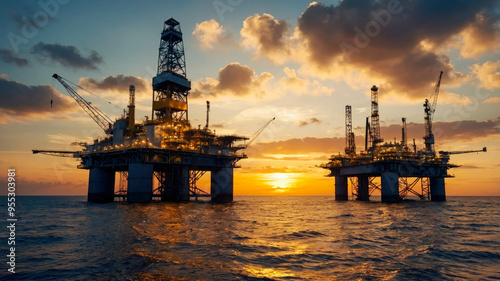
left=1, top=196, right=499, bottom=280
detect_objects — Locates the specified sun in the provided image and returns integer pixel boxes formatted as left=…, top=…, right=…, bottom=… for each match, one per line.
left=263, top=173, right=297, bottom=192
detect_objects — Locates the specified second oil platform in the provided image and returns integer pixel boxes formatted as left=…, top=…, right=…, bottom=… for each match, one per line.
left=321, top=72, right=486, bottom=202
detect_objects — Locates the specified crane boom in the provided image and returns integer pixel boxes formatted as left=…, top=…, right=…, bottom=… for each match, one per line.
left=32, top=150, right=81, bottom=158
left=430, top=71, right=443, bottom=120
left=52, top=74, right=113, bottom=133
left=247, top=117, right=275, bottom=147
left=423, top=71, right=443, bottom=154
left=439, top=147, right=486, bottom=156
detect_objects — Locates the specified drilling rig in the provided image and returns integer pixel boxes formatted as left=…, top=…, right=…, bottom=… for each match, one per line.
left=320, top=72, right=486, bottom=202
left=33, top=18, right=278, bottom=203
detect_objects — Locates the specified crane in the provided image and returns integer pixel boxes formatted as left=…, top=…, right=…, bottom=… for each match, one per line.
left=52, top=74, right=113, bottom=134
left=423, top=71, right=443, bottom=154
left=439, top=147, right=487, bottom=156
left=438, top=147, right=486, bottom=163
left=32, top=150, right=80, bottom=158
left=246, top=117, right=275, bottom=147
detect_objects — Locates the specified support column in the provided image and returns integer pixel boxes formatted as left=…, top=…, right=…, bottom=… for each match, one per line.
left=357, top=176, right=370, bottom=201
left=88, top=168, right=115, bottom=203
left=127, top=163, right=153, bottom=203
left=335, top=176, right=348, bottom=201
left=179, top=167, right=190, bottom=201
left=430, top=177, right=446, bottom=201
left=381, top=172, right=399, bottom=202
left=211, top=168, right=233, bottom=203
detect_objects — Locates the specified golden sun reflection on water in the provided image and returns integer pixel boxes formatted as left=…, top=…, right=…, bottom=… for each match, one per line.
left=262, top=172, right=300, bottom=192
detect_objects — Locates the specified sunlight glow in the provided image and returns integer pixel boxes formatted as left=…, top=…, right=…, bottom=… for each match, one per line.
left=262, top=173, right=299, bottom=192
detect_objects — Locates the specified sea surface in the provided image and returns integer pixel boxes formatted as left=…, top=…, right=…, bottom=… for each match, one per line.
left=1, top=196, right=499, bottom=280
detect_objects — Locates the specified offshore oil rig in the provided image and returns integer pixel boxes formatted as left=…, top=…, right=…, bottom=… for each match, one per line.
left=320, top=72, right=486, bottom=202
left=33, top=18, right=273, bottom=203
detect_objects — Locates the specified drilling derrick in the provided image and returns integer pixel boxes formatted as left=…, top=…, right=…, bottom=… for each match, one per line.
left=152, top=18, right=190, bottom=124
left=401, top=117, right=407, bottom=148
left=320, top=79, right=486, bottom=203
left=33, top=18, right=263, bottom=204
left=370, top=85, right=382, bottom=148
left=345, top=105, right=355, bottom=155
left=127, top=85, right=135, bottom=135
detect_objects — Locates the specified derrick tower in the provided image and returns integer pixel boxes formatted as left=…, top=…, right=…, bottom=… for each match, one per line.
left=345, top=105, right=355, bottom=155
left=152, top=18, right=190, bottom=123
left=370, top=85, right=382, bottom=147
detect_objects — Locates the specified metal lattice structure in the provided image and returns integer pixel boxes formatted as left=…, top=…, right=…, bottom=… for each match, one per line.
left=423, top=71, right=443, bottom=154
left=152, top=18, right=191, bottom=123
left=345, top=105, right=356, bottom=155
left=370, top=85, right=382, bottom=147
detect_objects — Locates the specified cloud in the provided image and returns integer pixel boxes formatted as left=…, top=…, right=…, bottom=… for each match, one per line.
left=191, top=62, right=273, bottom=99
left=240, top=1, right=499, bottom=101
left=458, top=13, right=500, bottom=58
left=241, top=13, right=291, bottom=64
left=484, top=97, right=500, bottom=103
left=0, top=75, right=77, bottom=123
left=472, top=60, right=500, bottom=90
left=379, top=118, right=500, bottom=143
left=0, top=179, right=85, bottom=196
left=279, top=67, right=333, bottom=96
left=298, top=117, right=322, bottom=127
left=0, top=48, right=29, bottom=67
left=247, top=116, right=500, bottom=159
left=192, top=19, right=230, bottom=49
left=78, top=75, right=150, bottom=95
left=32, top=42, right=104, bottom=70
left=247, top=137, right=345, bottom=159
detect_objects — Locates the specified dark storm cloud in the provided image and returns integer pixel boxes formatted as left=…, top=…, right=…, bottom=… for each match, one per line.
left=31, top=42, right=104, bottom=70
left=0, top=49, right=29, bottom=67
left=295, top=0, right=499, bottom=98
left=79, top=75, right=149, bottom=94
left=0, top=76, right=76, bottom=118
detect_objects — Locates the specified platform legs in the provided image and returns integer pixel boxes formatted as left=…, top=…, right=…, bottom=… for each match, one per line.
left=88, top=168, right=115, bottom=203
left=381, top=172, right=399, bottom=202
left=430, top=177, right=446, bottom=201
left=127, top=163, right=153, bottom=203
left=357, top=176, right=370, bottom=201
left=179, top=167, right=190, bottom=201
left=335, top=176, right=348, bottom=200
left=211, top=168, right=233, bottom=203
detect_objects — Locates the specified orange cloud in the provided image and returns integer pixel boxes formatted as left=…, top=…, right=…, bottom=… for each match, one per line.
left=241, top=13, right=291, bottom=64
left=192, top=19, right=230, bottom=49
left=191, top=62, right=273, bottom=99
left=472, top=61, right=500, bottom=90
left=484, top=97, right=500, bottom=103
left=239, top=1, right=499, bottom=101
left=78, top=75, right=150, bottom=95
left=458, top=14, right=500, bottom=59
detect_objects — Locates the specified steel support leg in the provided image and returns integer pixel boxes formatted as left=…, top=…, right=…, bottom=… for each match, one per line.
left=127, top=163, right=153, bottom=203
left=430, top=177, right=446, bottom=201
left=179, top=167, right=190, bottom=201
left=211, top=168, right=233, bottom=203
left=88, top=168, right=115, bottom=203
left=381, top=172, right=400, bottom=202
left=335, top=176, right=348, bottom=200
left=357, top=175, right=370, bottom=201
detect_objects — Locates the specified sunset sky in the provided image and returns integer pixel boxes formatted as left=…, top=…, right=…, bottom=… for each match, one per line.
left=1, top=0, right=499, bottom=196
